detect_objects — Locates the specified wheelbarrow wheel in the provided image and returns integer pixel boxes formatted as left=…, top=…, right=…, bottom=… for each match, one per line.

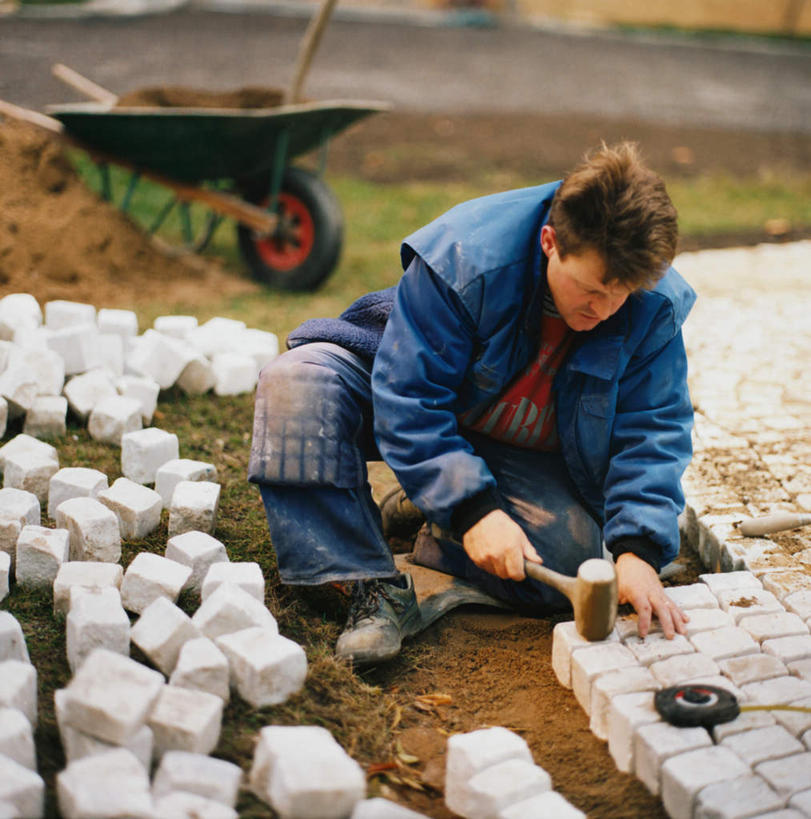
left=237, top=167, right=343, bottom=291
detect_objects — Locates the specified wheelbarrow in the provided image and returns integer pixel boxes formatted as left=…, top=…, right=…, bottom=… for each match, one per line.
left=0, top=0, right=389, bottom=291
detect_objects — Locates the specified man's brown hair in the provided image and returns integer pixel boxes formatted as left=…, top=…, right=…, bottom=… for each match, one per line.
left=548, top=141, right=678, bottom=289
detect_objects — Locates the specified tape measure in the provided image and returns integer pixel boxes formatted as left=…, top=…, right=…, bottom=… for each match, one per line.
left=655, top=684, right=811, bottom=728
left=655, top=685, right=740, bottom=727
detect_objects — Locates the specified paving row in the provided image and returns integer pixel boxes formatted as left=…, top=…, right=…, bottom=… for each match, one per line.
left=0, top=295, right=587, bottom=817
left=549, top=241, right=811, bottom=819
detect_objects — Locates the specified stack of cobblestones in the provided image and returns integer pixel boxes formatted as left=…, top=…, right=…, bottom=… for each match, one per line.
left=0, top=294, right=279, bottom=443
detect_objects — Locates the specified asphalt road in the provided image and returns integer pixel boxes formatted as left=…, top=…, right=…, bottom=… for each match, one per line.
left=1, top=8, right=810, bottom=133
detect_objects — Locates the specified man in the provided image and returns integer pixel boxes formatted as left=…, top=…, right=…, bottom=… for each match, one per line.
left=249, top=142, right=695, bottom=667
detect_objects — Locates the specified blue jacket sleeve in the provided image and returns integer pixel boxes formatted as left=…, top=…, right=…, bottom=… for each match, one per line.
left=603, top=326, right=694, bottom=568
left=371, top=257, right=498, bottom=530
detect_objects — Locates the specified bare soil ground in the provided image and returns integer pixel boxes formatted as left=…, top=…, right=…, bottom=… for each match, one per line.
left=4, top=98, right=808, bottom=817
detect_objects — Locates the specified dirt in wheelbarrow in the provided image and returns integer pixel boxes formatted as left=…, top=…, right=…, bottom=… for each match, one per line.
left=115, top=85, right=286, bottom=110
left=0, top=118, right=259, bottom=309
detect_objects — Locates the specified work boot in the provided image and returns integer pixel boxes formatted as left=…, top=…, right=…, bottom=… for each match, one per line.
left=335, top=574, right=422, bottom=667
left=378, top=485, right=424, bottom=539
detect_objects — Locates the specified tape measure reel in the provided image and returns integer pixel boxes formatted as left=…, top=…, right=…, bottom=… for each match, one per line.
left=654, top=685, right=741, bottom=728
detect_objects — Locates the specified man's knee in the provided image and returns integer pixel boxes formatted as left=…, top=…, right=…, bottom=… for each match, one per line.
left=250, top=344, right=371, bottom=485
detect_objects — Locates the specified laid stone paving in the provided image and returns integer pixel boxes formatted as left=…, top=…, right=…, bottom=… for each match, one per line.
left=545, top=242, right=811, bottom=818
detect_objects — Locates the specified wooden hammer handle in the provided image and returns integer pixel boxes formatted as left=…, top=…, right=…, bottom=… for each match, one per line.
left=523, top=560, right=576, bottom=599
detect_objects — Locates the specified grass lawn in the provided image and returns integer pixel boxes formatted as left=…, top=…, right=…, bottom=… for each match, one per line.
left=3, top=152, right=810, bottom=814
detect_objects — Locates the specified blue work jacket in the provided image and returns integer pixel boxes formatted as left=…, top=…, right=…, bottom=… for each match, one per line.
left=371, top=181, right=696, bottom=568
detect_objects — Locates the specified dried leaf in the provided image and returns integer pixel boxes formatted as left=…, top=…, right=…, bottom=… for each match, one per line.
left=367, top=761, right=398, bottom=776
left=415, top=693, right=453, bottom=707
left=395, top=740, right=419, bottom=766
left=390, top=704, right=403, bottom=731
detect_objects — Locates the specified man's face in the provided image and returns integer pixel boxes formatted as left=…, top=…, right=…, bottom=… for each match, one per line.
left=541, top=225, right=632, bottom=332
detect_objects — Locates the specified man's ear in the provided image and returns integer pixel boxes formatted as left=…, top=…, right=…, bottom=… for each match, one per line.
left=540, top=224, right=557, bottom=257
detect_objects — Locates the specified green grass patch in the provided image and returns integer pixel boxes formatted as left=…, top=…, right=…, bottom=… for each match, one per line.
left=69, top=150, right=811, bottom=335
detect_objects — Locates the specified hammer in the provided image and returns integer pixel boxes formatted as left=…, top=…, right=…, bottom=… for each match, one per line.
left=524, top=558, right=618, bottom=641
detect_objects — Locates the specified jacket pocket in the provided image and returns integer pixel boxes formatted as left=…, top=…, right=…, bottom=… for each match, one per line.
left=575, top=390, right=615, bottom=486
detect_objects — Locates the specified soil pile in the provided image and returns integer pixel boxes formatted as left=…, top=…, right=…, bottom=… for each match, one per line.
left=116, top=86, right=286, bottom=110
left=0, top=118, right=257, bottom=308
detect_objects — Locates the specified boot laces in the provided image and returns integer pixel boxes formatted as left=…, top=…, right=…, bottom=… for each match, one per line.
left=346, top=580, right=402, bottom=627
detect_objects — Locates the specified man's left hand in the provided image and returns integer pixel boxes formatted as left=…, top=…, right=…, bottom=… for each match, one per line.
left=615, top=552, right=688, bottom=639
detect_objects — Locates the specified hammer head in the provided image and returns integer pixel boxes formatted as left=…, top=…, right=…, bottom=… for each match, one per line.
left=572, top=558, right=618, bottom=641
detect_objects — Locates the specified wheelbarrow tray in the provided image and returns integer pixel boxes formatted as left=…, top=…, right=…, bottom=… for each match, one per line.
left=47, top=99, right=389, bottom=183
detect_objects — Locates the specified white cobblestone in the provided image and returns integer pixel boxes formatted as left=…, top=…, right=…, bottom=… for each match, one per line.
left=717, top=588, right=784, bottom=623
left=742, top=676, right=811, bottom=705
left=15, top=525, right=69, bottom=589
left=660, top=746, right=750, bottom=819
left=115, top=375, right=160, bottom=425
left=66, top=587, right=130, bottom=672
left=23, top=395, right=67, bottom=439
left=47, top=467, right=108, bottom=520
left=722, top=724, right=804, bottom=766
left=634, top=722, right=712, bottom=796
left=55, top=497, right=121, bottom=563
left=152, top=749, right=242, bottom=807
left=763, top=635, right=811, bottom=664
left=131, top=597, right=200, bottom=675
left=649, top=653, right=719, bottom=687
left=570, top=642, right=638, bottom=713
left=461, top=758, right=551, bottom=819
left=700, top=571, right=763, bottom=597
left=97, top=478, right=163, bottom=540
left=155, top=459, right=218, bottom=508
left=250, top=724, right=365, bottom=819
left=147, top=685, right=224, bottom=760
left=60, top=649, right=164, bottom=744
left=201, top=561, right=264, bottom=603
left=169, top=637, right=230, bottom=702
left=121, top=427, right=180, bottom=485
left=191, top=582, right=277, bottom=641
left=772, top=697, right=811, bottom=738
left=687, top=608, right=735, bottom=639
left=120, top=552, right=192, bottom=614
left=665, top=583, right=719, bottom=610
left=0, top=753, right=44, bottom=818
left=0, top=660, right=37, bottom=726
left=3, top=449, right=59, bottom=505
left=756, top=752, right=811, bottom=799
left=165, top=531, right=228, bottom=595
left=497, top=790, right=586, bottom=818
left=0, top=612, right=29, bottom=664
left=718, top=653, right=788, bottom=686
left=87, top=395, right=142, bottom=445
left=589, top=665, right=660, bottom=741
left=216, top=627, right=307, bottom=708
left=56, top=747, right=152, bottom=819
left=62, top=368, right=117, bottom=421
left=690, top=626, right=760, bottom=661
left=0, top=707, right=36, bottom=770
left=693, top=774, right=784, bottom=819
left=53, top=561, right=123, bottom=615
left=623, top=633, right=694, bottom=667
left=606, top=690, right=661, bottom=773
left=444, top=727, right=533, bottom=816
left=167, top=480, right=221, bottom=537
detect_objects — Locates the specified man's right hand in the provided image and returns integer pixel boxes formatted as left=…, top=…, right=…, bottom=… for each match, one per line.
left=462, top=509, right=542, bottom=580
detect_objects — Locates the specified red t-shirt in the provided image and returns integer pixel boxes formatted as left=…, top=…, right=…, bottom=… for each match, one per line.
left=460, top=293, right=573, bottom=450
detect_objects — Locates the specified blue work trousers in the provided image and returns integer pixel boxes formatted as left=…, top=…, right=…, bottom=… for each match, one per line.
left=252, top=342, right=602, bottom=612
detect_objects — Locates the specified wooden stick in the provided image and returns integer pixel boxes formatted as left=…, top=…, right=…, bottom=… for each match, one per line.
left=52, top=64, right=118, bottom=106
left=285, top=0, right=339, bottom=105
left=0, top=98, right=63, bottom=133
left=0, top=98, right=276, bottom=235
